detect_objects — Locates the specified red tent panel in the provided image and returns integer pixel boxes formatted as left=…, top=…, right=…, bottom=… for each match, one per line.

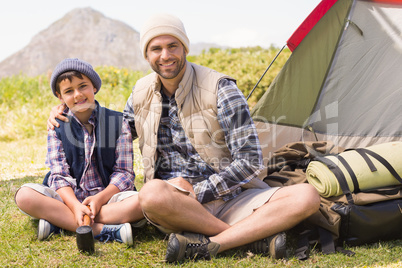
left=287, top=0, right=338, bottom=52
left=287, top=0, right=402, bottom=52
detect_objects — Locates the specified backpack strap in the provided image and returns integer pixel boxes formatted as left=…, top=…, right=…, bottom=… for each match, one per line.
left=337, top=155, right=360, bottom=193
left=318, top=227, right=336, bottom=254
left=294, top=225, right=354, bottom=259
left=315, top=156, right=354, bottom=204
left=354, top=148, right=377, bottom=172
left=294, top=229, right=311, bottom=260
left=355, top=148, right=402, bottom=184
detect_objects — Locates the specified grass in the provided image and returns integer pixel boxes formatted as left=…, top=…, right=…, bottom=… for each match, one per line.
left=1, top=139, right=402, bottom=267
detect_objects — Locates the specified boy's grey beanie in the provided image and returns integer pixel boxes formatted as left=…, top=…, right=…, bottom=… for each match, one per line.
left=50, top=58, right=102, bottom=97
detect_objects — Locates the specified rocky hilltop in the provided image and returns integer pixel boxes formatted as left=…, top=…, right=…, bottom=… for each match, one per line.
left=0, top=7, right=150, bottom=78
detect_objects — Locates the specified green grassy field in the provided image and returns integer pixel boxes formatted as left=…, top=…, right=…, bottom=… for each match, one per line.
left=1, top=153, right=402, bottom=267
left=1, top=47, right=401, bottom=267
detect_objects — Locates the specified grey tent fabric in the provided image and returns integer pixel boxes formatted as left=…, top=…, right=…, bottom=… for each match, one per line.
left=251, top=0, right=402, bottom=166
left=309, top=0, right=402, bottom=138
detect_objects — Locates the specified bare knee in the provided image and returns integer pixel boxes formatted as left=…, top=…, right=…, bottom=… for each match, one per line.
left=273, top=183, right=321, bottom=218
left=138, top=179, right=171, bottom=213
left=15, top=187, right=36, bottom=211
left=124, top=194, right=142, bottom=212
left=293, top=183, right=321, bottom=216
left=123, top=194, right=143, bottom=222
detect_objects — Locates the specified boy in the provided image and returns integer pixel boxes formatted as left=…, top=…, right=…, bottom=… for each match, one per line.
left=15, top=58, right=144, bottom=245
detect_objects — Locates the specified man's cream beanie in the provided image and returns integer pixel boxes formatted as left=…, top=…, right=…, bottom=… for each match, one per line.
left=140, top=13, right=190, bottom=59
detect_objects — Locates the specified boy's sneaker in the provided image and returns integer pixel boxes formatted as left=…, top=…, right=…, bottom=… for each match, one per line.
left=94, top=223, right=133, bottom=246
left=244, top=232, right=287, bottom=259
left=38, top=219, right=61, bottom=241
left=165, top=232, right=220, bottom=262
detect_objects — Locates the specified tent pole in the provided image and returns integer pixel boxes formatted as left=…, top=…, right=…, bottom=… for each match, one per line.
left=246, top=44, right=287, bottom=101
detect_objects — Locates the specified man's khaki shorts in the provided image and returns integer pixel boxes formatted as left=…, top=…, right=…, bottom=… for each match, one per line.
left=146, top=181, right=280, bottom=234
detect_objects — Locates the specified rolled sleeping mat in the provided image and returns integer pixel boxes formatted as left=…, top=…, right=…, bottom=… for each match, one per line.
left=306, top=142, right=402, bottom=197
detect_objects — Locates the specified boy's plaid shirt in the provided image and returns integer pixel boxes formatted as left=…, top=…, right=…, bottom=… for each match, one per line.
left=124, top=79, right=263, bottom=204
left=46, top=107, right=135, bottom=202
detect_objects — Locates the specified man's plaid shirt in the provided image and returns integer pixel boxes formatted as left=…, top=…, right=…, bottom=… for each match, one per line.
left=124, top=79, right=263, bottom=203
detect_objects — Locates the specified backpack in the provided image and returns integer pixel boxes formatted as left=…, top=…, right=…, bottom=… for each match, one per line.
left=263, top=141, right=402, bottom=260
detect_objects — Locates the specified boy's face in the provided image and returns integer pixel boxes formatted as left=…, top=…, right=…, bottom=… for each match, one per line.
left=56, top=74, right=97, bottom=116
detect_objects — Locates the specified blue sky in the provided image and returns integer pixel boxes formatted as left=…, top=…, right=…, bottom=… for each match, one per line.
left=0, top=0, right=321, bottom=62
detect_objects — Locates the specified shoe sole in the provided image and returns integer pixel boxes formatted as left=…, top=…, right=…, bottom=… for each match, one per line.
left=165, top=233, right=180, bottom=262
left=38, top=219, right=50, bottom=241
left=121, top=223, right=134, bottom=246
left=271, top=233, right=287, bottom=259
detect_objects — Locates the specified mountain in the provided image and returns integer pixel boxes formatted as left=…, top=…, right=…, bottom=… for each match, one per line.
left=0, top=7, right=227, bottom=78
left=0, top=7, right=150, bottom=78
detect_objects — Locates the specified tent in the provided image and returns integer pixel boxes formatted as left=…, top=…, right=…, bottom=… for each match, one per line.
left=251, top=0, right=402, bottom=174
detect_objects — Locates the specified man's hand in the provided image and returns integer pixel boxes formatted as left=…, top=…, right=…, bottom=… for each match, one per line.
left=47, top=103, right=68, bottom=130
left=167, top=177, right=196, bottom=199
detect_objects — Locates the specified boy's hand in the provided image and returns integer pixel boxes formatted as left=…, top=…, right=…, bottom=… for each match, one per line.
left=47, top=103, right=68, bottom=130
left=82, top=184, right=120, bottom=218
left=82, top=195, right=103, bottom=220
left=73, top=203, right=94, bottom=226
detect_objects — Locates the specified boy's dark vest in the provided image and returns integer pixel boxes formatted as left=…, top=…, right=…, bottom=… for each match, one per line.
left=43, top=105, right=123, bottom=189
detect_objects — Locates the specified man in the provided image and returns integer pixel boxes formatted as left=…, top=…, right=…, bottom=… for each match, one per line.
left=49, top=13, right=321, bottom=262
left=129, top=13, right=321, bottom=262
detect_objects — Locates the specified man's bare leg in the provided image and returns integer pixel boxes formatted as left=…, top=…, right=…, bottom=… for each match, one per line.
left=139, top=179, right=320, bottom=252
left=139, top=179, right=230, bottom=236
left=210, top=183, right=320, bottom=252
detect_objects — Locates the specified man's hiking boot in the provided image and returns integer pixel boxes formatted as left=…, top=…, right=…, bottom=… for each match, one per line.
left=244, top=232, right=287, bottom=259
left=94, top=223, right=133, bottom=246
left=165, top=232, right=220, bottom=262
left=38, top=219, right=61, bottom=240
